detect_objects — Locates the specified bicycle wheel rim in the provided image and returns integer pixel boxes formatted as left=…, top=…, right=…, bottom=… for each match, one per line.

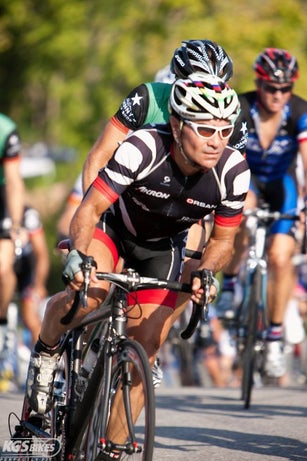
left=85, top=339, right=155, bottom=461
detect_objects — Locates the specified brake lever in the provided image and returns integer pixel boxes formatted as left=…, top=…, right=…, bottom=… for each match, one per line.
left=180, top=269, right=213, bottom=340
left=80, top=256, right=96, bottom=308
left=203, top=270, right=213, bottom=322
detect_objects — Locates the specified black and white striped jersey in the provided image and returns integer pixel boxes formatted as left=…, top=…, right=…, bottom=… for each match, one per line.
left=93, top=123, right=250, bottom=240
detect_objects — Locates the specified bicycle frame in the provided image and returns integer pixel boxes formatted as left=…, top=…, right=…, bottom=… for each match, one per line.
left=237, top=207, right=299, bottom=408
left=11, top=267, right=211, bottom=461
left=240, top=214, right=268, bottom=333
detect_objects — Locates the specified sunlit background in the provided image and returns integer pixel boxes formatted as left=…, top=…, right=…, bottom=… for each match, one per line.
left=1, top=0, right=306, bottom=290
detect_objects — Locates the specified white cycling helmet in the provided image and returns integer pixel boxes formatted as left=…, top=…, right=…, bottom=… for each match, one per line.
left=169, top=72, right=240, bottom=123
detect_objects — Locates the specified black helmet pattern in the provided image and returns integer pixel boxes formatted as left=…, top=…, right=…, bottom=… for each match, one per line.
left=170, top=39, right=233, bottom=82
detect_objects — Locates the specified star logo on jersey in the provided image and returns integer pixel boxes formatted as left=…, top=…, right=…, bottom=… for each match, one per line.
left=8, top=134, right=19, bottom=146
left=131, top=93, right=143, bottom=106
left=240, top=121, right=248, bottom=136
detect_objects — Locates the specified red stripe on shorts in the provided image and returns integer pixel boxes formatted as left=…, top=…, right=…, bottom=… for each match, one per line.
left=127, top=289, right=178, bottom=310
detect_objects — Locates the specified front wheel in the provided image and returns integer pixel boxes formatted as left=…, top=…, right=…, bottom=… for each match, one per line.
left=85, top=339, right=155, bottom=461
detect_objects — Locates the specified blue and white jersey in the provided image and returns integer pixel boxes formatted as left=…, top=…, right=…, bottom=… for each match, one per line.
left=239, top=91, right=307, bottom=183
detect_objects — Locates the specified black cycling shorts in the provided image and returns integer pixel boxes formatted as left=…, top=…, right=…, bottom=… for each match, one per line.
left=93, top=211, right=188, bottom=309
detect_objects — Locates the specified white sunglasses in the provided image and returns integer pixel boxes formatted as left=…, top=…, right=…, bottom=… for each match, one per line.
left=184, top=120, right=234, bottom=140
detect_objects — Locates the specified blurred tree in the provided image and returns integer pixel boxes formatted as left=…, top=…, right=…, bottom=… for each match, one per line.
left=0, top=0, right=307, bottom=159
left=1, top=0, right=307, bottom=294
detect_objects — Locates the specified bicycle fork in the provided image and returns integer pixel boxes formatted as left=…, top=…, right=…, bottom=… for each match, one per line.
left=239, top=257, right=267, bottom=341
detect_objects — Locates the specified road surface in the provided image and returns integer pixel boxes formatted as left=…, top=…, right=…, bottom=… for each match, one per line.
left=1, top=384, right=306, bottom=460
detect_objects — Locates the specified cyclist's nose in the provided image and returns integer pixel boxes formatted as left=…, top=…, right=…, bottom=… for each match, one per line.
left=207, top=132, right=221, bottom=147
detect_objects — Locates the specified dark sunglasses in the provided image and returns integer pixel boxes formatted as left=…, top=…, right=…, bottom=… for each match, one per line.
left=262, top=82, right=293, bottom=94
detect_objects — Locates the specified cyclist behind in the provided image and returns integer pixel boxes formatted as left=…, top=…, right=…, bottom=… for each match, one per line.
left=14, top=205, right=50, bottom=346
left=0, top=206, right=50, bottom=391
left=216, top=48, right=307, bottom=379
left=0, top=112, right=25, bottom=382
left=25, top=75, right=250, bottom=461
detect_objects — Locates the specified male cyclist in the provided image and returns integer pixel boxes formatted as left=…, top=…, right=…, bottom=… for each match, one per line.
left=0, top=112, right=25, bottom=381
left=0, top=205, right=49, bottom=391
left=59, top=39, right=247, bottom=275
left=25, top=75, right=250, bottom=460
left=82, top=41, right=248, bottom=346
left=58, top=42, right=248, bottom=386
left=216, top=48, right=307, bottom=379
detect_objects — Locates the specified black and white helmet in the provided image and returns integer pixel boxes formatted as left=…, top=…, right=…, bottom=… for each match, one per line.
left=169, top=73, right=240, bottom=123
left=171, top=39, right=233, bottom=82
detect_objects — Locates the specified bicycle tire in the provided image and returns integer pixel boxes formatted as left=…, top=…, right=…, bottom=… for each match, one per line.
left=241, top=267, right=261, bottom=409
left=62, top=318, right=110, bottom=459
left=12, top=393, right=63, bottom=461
left=84, top=338, right=155, bottom=461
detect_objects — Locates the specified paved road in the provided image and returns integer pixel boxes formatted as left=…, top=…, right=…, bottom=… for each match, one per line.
left=1, top=385, right=306, bottom=460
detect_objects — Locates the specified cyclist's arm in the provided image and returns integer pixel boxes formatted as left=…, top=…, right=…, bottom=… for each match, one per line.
left=68, top=184, right=116, bottom=287
left=82, top=120, right=128, bottom=193
left=190, top=221, right=239, bottom=303
left=4, top=157, right=25, bottom=233
left=199, top=221, right=239, bottom=275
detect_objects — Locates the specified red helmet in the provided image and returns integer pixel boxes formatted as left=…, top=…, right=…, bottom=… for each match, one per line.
left=254, top=48, right=299, bottom=83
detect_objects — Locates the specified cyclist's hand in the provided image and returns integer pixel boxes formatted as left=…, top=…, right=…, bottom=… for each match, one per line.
left=191, top=276, right=205, bottom=305
left=191, top=270, right=219, bottom=305
left=191, top=279, right=217, bottom=304
left=62, top=249, right=97, bottom=289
